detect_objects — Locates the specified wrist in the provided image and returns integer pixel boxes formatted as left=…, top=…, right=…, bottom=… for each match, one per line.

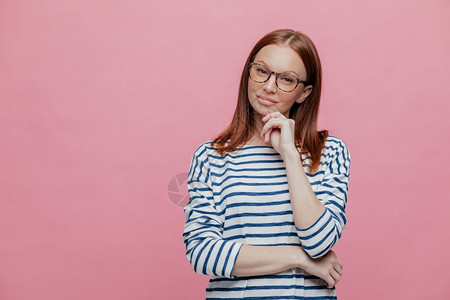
left=280, top=148, right=300, bottom=163
left=289, top=246, right=310, bottom=270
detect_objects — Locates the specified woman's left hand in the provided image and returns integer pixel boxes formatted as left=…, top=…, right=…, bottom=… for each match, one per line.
left=261, top=112, right=297, bottom=156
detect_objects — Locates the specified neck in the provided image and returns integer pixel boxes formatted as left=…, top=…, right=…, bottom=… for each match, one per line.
left=248, top=112, right=271, bottom=146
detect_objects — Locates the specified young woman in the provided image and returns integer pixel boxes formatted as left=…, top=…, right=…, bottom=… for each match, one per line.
left=183, top=29, right=351, bottom=299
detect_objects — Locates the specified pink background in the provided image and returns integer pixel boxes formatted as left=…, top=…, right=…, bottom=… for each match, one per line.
left=1, top=0, right=449, bottom=299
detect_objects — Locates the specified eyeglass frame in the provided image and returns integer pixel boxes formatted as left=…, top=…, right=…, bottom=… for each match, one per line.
left=248, top=62, right=310, bottom=93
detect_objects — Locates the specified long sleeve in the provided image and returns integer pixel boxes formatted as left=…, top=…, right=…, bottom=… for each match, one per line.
left=183, top=143, right=243, bottom=278
left=296, top=137, right=351, bottom=258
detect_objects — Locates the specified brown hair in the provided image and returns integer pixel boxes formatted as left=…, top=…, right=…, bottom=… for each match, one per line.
left=211, top=29, right=328, bottom=172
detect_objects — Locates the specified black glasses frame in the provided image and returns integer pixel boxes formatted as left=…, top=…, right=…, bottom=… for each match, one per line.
left=248, top=62, right=309, bottom=93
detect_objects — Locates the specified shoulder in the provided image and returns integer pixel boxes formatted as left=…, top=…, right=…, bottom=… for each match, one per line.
left=321, top=135, right=351, bottom=173
left=192, top=140, right=213, bottom=156
left=190, top=140, right=219, bottom=164
left=323, top=135, right=350, bottom=158
left=188, top=141, right=215, bottom=182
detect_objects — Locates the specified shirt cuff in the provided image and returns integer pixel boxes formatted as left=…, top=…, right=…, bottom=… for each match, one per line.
left=295, top=208, right=335, bottom=258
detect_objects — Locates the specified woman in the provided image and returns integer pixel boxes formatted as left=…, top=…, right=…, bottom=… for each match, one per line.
left=183, top=29, right=351, bottom=299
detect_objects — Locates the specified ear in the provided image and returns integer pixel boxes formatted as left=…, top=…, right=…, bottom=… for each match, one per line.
left=296, top=85, right=313, bottom=104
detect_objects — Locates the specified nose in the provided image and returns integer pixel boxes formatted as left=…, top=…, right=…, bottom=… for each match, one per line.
left=263, top=72, right=277, bottom=94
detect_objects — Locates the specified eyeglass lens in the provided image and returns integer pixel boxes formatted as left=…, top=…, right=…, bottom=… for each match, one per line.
left=249, top=64, right=298, bottom=92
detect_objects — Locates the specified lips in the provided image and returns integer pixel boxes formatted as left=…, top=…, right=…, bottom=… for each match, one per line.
left=257, top=95, right=278, bottom=106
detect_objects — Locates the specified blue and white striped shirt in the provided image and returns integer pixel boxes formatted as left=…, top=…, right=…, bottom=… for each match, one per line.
left=183, top=136, right=351, bottom=299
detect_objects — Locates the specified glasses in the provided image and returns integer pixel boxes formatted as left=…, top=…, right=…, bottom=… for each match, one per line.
left=248, top=62, right=309, bottom=92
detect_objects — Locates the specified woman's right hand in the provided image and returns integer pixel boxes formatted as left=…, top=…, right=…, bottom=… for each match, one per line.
left=300, top=250, right=343, bottom=289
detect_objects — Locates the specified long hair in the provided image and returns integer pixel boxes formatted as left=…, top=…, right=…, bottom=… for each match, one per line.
left=211, top=29, right=328, bottom=172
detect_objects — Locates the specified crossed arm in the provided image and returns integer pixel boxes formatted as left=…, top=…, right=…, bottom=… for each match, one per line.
left=233, top=244, right=343, bottom=288
left=183, top=134, right=350, bottom=288
left=232, top=127, right=348, bottom=287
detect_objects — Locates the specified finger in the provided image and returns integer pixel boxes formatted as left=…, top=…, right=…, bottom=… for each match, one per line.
left=265, top=129, right=273, bottom=143
left=336, top=257, right=343, bottom=269
left=334, top=261, right=343, bottom=276
left=262, top=113, right=274, bottom=122
left=324, top=274, right=336, bottom=289
left=264, top=129, right=272, bottom=143
left=261, top=113, right=270, bottom=122
left=261, top=119, right=288, bottom=134
left=271, top=111, right=284, bottom=117
left=329, top=269, right=341, bottom=285
left=261, top=124, right=272, bottom=137
left=262, top=111, right=285, bottom=122
left=267, top=112, right=282, bottom=119
left=261, top=119, right=282, bottom=136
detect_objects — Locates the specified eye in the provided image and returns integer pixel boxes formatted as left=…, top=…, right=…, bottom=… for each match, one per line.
left=279, top=74, right=295, bottom=85
left=256, top=67, right=268, bottom=75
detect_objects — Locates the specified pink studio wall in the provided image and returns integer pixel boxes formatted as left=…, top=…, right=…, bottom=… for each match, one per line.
left=1, top=0, right=449, bottom=299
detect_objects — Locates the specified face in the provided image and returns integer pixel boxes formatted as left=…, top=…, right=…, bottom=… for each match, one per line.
left=247, top=44, right=312, bottom=119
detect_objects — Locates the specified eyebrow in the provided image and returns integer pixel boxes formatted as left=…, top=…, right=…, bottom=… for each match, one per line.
left=255, top=60, right=300, bottom=77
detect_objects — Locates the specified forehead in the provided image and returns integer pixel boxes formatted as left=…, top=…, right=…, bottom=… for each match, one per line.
left=253, top=44, right=306, bottom=75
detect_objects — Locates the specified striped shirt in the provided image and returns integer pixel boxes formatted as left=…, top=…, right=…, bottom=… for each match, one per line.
left=183, top=136, right=351, bottom=299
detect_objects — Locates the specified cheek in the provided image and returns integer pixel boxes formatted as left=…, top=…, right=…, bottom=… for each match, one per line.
left=279, top=93, right=297, bottom=105
left=247, top=81, right=261, bottom=108
left=247, top=82, right=256, bottom=102
left=248, top=80, right=260, bottom=94
left=288, top=89, right=304, bottom=104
